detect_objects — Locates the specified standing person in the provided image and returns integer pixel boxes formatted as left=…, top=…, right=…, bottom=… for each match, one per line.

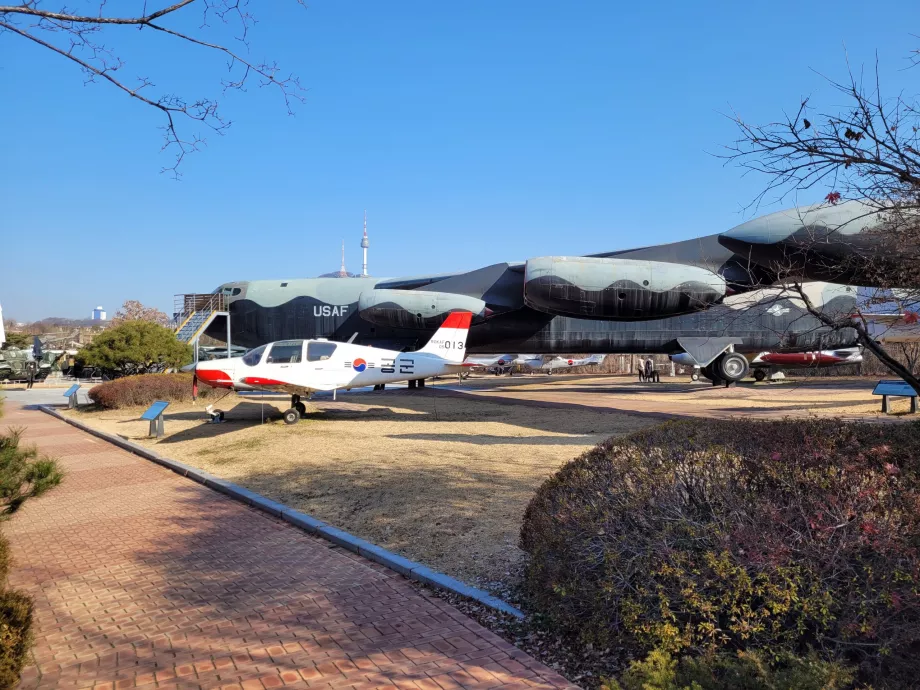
left=644, top=358, right=659, bottom=383
left=26, top=361, right=36, bottom=390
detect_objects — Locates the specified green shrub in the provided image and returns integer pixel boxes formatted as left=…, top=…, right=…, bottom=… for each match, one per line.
left=0, top=429, right=63, bottom=517
left=0, top=588, right=32, bottom=689
left=0, top=415, right=61, bottom=687
left=78, top=320, right=191, bottom=377
left=604, top=647, right=855, bottom=690
left=89, top=373, right=216, bottom=409
left=0, top=537, right=8, bottom=586
left=521, top=419, right=920, bottom=685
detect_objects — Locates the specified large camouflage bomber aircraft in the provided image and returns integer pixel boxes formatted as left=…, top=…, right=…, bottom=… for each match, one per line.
left=202, top=201, right=882, bottom=384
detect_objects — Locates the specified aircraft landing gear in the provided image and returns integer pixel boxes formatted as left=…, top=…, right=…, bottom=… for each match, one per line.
left=753, top=369, right=767, bottom=382
left=418, top=378, right=426, bottom=388
left=701, top=352, right=750, bottom=387
left=286, top=394, right=307, bottom=423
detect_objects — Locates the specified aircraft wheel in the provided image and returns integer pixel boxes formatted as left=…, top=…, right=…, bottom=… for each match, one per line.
left=716, top=352, right=749, bottom=382
left=753, top=369, right=766, bottom=382
left=283, top=408, right=300, bottom=425
left=690, top=372, right=699, bottom=381
left=295, top=401, right=307, bottom=417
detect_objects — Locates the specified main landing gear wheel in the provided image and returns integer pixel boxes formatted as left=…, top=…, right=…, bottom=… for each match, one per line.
left=700, top=363, right=725, bottom=387
left=753, top=369, right=767, bottom=382
left=282, top=409, right=299, bottom=425
left=716, top=352, right=749, bottom=383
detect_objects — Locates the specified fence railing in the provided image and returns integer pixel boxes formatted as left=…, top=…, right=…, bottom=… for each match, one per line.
left=173, top=293, right=226, bottom=324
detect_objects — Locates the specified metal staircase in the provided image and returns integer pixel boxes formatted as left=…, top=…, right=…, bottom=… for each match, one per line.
left=174, top=294, right=231, bottom=360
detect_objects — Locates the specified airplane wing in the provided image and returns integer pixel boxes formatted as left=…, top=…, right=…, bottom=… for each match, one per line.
left=463, top=354, right=514, bottom=367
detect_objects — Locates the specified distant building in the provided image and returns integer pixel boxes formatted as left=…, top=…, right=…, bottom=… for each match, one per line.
left=91, top=306, right=107, bottom=321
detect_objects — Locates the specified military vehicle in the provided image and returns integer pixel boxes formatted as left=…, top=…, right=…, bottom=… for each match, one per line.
left=0, top=346, right=51, bottom=382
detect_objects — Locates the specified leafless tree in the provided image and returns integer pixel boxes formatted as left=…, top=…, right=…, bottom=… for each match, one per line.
left=724, top=54, right=920, bottom=394
left=110, top=299, right=170, bottom=326
left=0, top=1, right=305, bottom=177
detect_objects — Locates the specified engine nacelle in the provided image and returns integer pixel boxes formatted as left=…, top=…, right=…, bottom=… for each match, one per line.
left=524, top=256, right=726, bottom=320
left=358, top=289, right=488, bottom=330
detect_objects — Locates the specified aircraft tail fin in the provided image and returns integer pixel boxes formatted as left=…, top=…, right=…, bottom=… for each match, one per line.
left=587, top=354, right=606, bottom=365
left=418, top=311, right=473, bottom=364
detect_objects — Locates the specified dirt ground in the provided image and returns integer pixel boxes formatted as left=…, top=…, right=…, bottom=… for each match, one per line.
left=452, top=373, right=920, bottom=418
left=63, top=387, right=654, bottom=585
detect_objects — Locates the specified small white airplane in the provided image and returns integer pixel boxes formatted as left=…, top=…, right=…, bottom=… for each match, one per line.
left=195, top=311, right=473, bottom=424
left=463, top=353, right=517, bottom=371
left=542, top=354, right=606, bottom=374
left=462, top=353, right=544, bottom=375
left=513, top=354, right=545, bottom=370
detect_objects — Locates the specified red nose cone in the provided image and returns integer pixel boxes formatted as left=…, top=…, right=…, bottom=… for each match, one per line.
left=196, top=368, right=234, bottom=389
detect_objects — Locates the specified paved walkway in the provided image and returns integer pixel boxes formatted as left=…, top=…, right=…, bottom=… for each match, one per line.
left=1, top=404, right=575, bottom=690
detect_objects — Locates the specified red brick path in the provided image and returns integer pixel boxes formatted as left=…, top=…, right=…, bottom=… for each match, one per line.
left=2, top=405, right=576, bottom=690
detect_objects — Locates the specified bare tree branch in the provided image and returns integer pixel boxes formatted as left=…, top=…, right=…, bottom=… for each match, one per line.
left=0, top=0, right=306, bottom=177
left=0, top=1, right=197, bottom=25
left=721, top=51, right=920, bottom=393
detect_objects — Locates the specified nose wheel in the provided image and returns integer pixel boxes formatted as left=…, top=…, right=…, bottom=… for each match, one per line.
left=284, top=394, right=308, bottom=424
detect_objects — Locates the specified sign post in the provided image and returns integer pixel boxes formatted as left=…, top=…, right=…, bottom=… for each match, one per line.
left=140, top=401, right=170, bottom=438
left=63, top=384, right=81, bottom=409
left=872, top=380, right=918, bottom=414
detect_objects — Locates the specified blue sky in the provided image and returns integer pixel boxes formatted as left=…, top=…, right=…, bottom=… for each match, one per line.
left=1, top=0, right=918, bottom=320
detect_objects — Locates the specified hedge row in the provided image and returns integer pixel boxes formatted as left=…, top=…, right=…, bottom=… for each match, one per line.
left=88, top=373, right=215, bottom=409
left=521, top=418, right=920, bottom=687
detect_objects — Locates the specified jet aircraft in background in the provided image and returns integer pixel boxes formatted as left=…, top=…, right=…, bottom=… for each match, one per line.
left=670, top=347, right=864, bottom=382
left=462, top=353, right=517, bottom=375
left=191, top=201, right=891, bottom=386
left=462, top=353, right=545, bottom=375
left=543, top=354, right=606, bottom=374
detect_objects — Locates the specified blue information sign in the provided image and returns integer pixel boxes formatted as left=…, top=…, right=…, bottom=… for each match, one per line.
left=63, top=384, right=80, bottom=398
left=140, top=401, right=170, bottom=421
left=872, top=380, right=918, bottom=397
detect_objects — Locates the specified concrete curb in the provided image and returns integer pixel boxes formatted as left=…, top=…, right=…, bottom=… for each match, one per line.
left=39, top=405, right=524, bottom=619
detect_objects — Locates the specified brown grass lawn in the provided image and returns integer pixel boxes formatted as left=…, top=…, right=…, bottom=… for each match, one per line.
left=64, top=388, right=654, bottom=585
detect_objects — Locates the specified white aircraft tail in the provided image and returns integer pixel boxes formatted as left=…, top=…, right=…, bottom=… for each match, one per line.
left=417, top=311, right=473, bottom=364
left=586, top=354, right=606, bottom=365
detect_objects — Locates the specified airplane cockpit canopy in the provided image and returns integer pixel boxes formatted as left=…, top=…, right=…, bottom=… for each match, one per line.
left=307, top=341, right=337, bottom=362
left=242, top=345, right=267, bottom=366
left=267, top=341, right=304, bottom=364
